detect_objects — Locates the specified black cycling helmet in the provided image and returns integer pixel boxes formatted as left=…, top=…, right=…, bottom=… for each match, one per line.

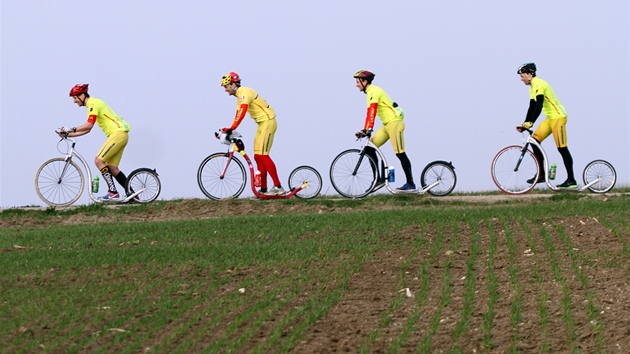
left=353, top=70, right=375, bottom=83
left=517, top=62, right=536, bottom=75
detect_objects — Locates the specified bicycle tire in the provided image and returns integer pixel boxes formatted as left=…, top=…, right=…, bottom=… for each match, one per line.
left=491, top=145, right=539, bottom=195
left=330, top=149, right=378, bottom=199
left=197, top=153, right=247, bottom=200
left=288, top=165, right=322, bottom=199
left=34, top=157, right=84, bottom=207
left=126, top=168, right=161, bottom=203
left=583, top=159, right=616, bottom=193
left=420, top=161, right=457, bottom=196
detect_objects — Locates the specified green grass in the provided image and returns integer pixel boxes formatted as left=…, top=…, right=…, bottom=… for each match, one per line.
left=2, top=193, right=630, bottom=352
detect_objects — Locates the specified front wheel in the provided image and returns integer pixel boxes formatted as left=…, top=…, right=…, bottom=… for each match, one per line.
left=197, top=153, right=247, bottom=200
left=330, top=149, right=378, bottom=199
left=420, top=161, right=457, bottom=196
left=288, top=166, right=322, bottom=199
left=491, top=145, right=540, bottom=195
left=583, top=159, right=616, bottom=193
left=35, top=157, right=84, bottom=207
left=126, top=168, right=161, bottom=203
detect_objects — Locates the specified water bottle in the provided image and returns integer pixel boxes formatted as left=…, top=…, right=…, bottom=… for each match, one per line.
left=254, top=170, right=261, bottom=187
left=388, top=166, right=395, bottom=183
left=92, top=176, right=100, bottom=193
left=549, top=163, right=557, bottom=180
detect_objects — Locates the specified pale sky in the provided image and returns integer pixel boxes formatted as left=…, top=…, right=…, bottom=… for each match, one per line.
left=1, top=1, right=628, bottom=207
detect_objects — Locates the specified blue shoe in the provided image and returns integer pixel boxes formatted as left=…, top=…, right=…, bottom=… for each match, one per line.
left=396, top=183, right=417, bottom=191
left=98, top=192, right=120, bottom=201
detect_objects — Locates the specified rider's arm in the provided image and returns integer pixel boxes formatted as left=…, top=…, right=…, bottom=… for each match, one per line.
left=524, top=94, right=544, bottom=124
left=363, top=102, right=378, bottom=130
left=229, top=104, right=249, bottom=130
left=66, top=121, right=94, bottom=137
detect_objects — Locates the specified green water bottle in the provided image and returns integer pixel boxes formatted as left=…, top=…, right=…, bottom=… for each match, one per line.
left=549, top=163, right=557, bottom=180
left=92, top=176, right=99, bottom=193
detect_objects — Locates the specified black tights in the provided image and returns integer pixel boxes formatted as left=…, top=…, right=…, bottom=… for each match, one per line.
left=396, top=152, right=414, bottom=185
left=114, top=171, right=135, bottom=194
left=114, top=171, right=128, bottom=189
left=558, top=146, right=575, bottom=181
left=531, top=142, right=575, bottom=181
left=365, top=147, right=414, bottom=184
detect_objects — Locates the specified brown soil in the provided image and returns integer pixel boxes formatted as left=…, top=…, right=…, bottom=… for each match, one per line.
left=3, top=193, right=629, bottom=352
left=1, top=194, right=556, bottom=228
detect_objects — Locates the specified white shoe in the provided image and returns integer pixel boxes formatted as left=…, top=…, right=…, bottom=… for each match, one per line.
left=265, top=186, right=285, bottom=195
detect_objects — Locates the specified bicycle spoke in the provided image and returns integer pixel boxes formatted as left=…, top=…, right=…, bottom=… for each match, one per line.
left=35, top=158, right=84, bottom=207
left=491, top=145, right=539, bottom=195
left=288, top=166, right=322, bottom=199
left=421, top=161, right=456, bottom=196
left=330, top=149, right=376, bottom=199
left=198, top=153, right=247, bottom=200
left=583, top=160, right=616, bottom=193
left=127, top=169, right=161, bottom=203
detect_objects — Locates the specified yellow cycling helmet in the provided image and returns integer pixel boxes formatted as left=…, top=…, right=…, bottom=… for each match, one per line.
left=221, top=72, right=241, bottom=86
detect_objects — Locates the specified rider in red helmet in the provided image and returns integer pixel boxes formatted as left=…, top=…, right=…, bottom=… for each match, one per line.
left=220, top=72, right=284, bottom=195
left=353, top=70, right=416, bottom=192
left=60, top=84, right=132, bottom=200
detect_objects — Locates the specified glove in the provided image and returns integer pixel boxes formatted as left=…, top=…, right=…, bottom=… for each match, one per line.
left=220, top=127, right=233, bottom=135
left=355, top=129, right=369, bottom=138
left=516, top=121, right=533, bottom=132
left=57, top=128, right=69, bottom=138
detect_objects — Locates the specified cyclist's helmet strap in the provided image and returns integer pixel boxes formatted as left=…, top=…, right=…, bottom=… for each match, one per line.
left=354, top=70, right=375, bottom=93
left=221, top=72, right=241, bottom=86
left=517, top=62, right=536, bottom=76
left=353, top=70, right=375, bottom=83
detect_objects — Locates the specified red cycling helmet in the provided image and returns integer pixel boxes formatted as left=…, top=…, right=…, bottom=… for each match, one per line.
left=221, top=72, right=241, bottom=86
left=353, top=70, right=375, bottom=82
left=69, top=84, right=89, bottom=96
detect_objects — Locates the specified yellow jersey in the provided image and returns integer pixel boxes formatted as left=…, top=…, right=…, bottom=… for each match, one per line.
left=86, top=97, right=130, bottom=137
left=365, top=85, right=404, bottom=126
left=529, top=77, right=567, bottom=119
left=235, top=87, right=276, bottom=123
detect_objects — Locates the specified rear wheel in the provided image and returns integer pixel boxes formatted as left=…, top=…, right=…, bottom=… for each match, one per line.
left=330, top=149, right=378, bottom=198
left=491, top=145, right=539, bottom=195
left=583, top=159, right=616, bottom=193
left=126, top=168, right=161, bottom=203
left=288, top=166, right=322, bottom=199
left=197, top=153, right=247, bottom=200
left=35, top=157, right=84, bottom=207
left=420, top=161, right=457, bottom=196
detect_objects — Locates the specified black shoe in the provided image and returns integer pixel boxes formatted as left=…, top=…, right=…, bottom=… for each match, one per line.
left=527, top=175, right=544, bottom=184
left=367, top=178, right=385, bottom=193
left=557, top=179, right=577, bottom=189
